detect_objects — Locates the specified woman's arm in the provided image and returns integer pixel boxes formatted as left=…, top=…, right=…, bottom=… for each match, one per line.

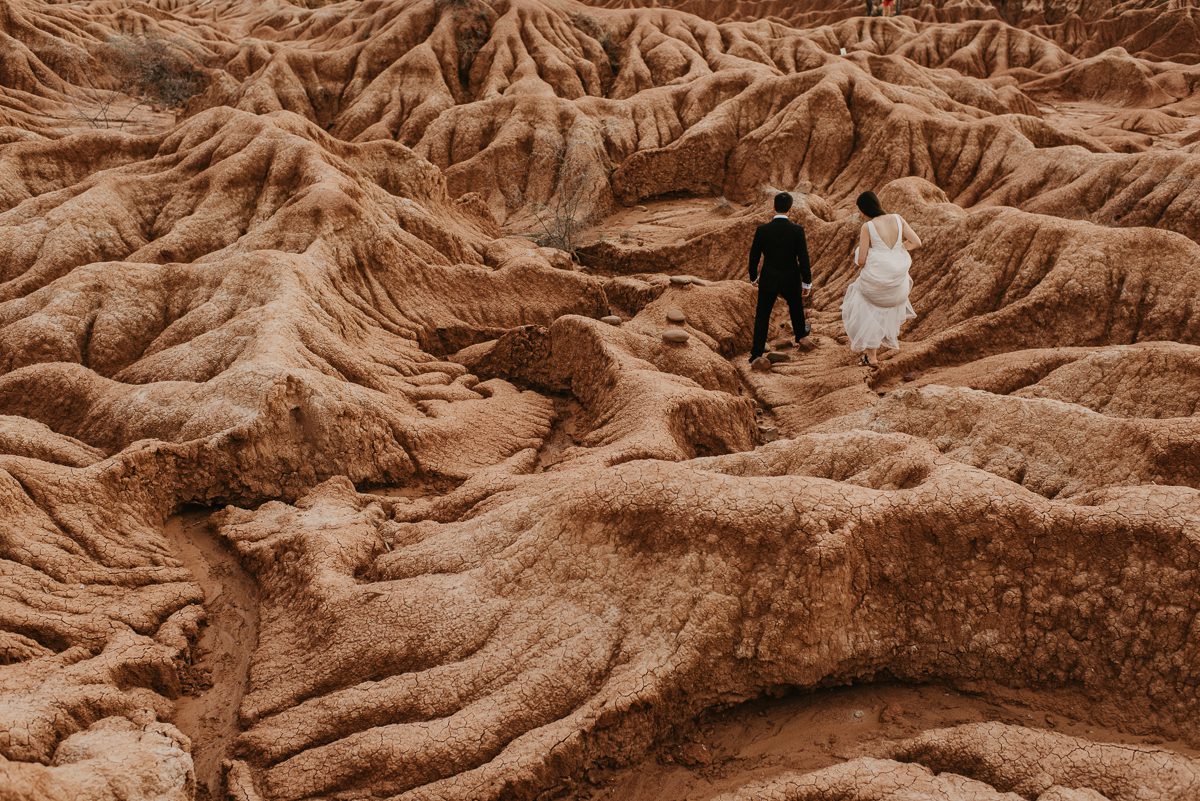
left=855, top=224, right=870, bottom=266
left=901, top=218, right=922, bottom=250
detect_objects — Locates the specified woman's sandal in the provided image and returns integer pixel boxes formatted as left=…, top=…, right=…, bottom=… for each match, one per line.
left=860, top=354, right=880, bottom=368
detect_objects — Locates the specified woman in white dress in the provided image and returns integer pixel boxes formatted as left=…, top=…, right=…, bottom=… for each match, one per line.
left=841, top=191, right=922, bottom=367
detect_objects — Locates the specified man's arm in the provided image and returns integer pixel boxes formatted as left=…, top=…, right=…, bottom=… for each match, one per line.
left=796, top=224, right=813, bottom=290
left=748, top=227, right=764, bottom=283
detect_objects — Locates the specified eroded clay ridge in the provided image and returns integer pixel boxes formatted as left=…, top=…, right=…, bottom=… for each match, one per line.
left=1, top=0, right=1199, bottom=799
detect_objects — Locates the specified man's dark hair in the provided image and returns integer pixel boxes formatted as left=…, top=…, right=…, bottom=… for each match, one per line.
left=856, top=191, right=886, bottom=218
left=774, top=192, right=793, bottom=213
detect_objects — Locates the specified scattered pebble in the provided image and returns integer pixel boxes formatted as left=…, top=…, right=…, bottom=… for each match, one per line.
left=666, top=307, right=686, bottom=324
left=669, top=275, right=693, bottom=286
left=903, top=371, right=920, bottom=382
left=601, top=315, right=621, bottom=325
left=751, top=356, right=772, bottom=372
left=766, top=351, right=789, bottom=364
left=853, top=709, right=865, bottom=719
left=662, top=328, right=690, bottom=344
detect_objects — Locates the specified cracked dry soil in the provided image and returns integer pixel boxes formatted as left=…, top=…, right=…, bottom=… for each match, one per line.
left=2, top=0, right=1200, bottom=800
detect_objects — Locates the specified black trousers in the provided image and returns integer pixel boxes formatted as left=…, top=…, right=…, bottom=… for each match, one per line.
left=751, top=274, right=808, bottom=359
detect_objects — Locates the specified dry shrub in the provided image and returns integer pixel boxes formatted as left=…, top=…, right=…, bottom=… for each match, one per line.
left=570, top=13, right=621, bottom=82
left=435, top=0, right=492, bottom=84
left=69, top=36, right=205, bottom=129
left=103, top=35, right=206, bottom=109
left=531, top=141, right=590, bottom=256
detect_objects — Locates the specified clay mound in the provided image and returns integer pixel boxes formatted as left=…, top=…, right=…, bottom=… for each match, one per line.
left=215, top=440, right=1200, bottom=801
left=1021, top=48, right=1200, bottom=107
left=1098, top=108, right=1190, bottom=135
left=0, top=106, right=617, bottom=490
left=0, top=1, right=1199, bottom=801
left=0, top=0, right=225, bottom=136
left=591, top=0, right=1200, bottom=63
left=1045, top=5, right=1200, bottom=65
left=12, top=0, right=1175, bottom=240
left=890, top=18, right=1076, bottom=77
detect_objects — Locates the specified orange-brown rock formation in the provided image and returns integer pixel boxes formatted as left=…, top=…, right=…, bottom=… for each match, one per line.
left=1, top=1, right=1199, bottom=800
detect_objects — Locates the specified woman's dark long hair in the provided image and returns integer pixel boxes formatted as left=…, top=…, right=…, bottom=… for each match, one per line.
left=856, top=191, right=886, bottom=219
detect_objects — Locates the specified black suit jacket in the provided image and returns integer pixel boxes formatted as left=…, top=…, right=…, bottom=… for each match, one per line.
left=748, top=217, right=812, bottom=285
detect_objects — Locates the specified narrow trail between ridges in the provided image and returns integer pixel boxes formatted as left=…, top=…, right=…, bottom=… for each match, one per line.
left=583, top=681, right=1200, bottom=801
left=535, top=395, right=584, bottom=471
left=164, top=507, right=260, bottom=801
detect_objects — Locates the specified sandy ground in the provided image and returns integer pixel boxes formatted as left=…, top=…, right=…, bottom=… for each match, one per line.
left=165, top=509, right=260, bottom=801
left=577, top=197, right=746, bottom=252
left=582, top=682, right=1200, bottom=800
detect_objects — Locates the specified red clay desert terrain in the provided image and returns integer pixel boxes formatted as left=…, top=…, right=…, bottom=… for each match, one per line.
left=1, top=0, right=1200, bottom=799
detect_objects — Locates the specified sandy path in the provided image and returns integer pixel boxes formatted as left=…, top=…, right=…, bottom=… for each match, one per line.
left=164, top=508, right=260, bottom=801
left=585, top=682, right=1200, bottom=800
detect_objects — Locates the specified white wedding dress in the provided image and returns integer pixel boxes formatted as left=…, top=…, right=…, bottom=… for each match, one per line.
left=841, top=214, right=916, bottom=352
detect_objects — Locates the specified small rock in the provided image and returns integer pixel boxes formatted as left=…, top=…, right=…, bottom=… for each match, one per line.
left=795, top=337, right=818, bottom=352
left=666, top=307, right=686, bottom=324
left=766, top=351, right=789, bottom=364
left=676, top=742, right=712, bottom=768
left=751, top=356, right=772, bottom=372
left=601, top=315, right=621, bottom=325
left=852, top=709, right=865, bottom=720
left=773, top=340, right=794, bottom=350
left=758, top=425, right=778, bottom=443
left=669, top=275, right=694, bottom=287
left=662, top=328, right=690, bottom=344
left=635, top=205, right=648, bottom=212
left=880, top=703, right=904, bottom=724
left=1044, top=713, right=1057, bottom=728
left=903, top=371, right=920, bottom=382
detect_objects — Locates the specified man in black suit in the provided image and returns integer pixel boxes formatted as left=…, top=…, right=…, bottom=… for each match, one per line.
left=748, top=192, right=812, bottom=362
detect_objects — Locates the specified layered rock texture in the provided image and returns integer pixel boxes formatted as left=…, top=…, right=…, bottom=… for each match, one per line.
left=1, top=0, right=1199, bottom=799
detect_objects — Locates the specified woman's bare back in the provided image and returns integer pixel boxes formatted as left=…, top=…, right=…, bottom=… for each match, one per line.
left=871, top=215, right=902, bottom=248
